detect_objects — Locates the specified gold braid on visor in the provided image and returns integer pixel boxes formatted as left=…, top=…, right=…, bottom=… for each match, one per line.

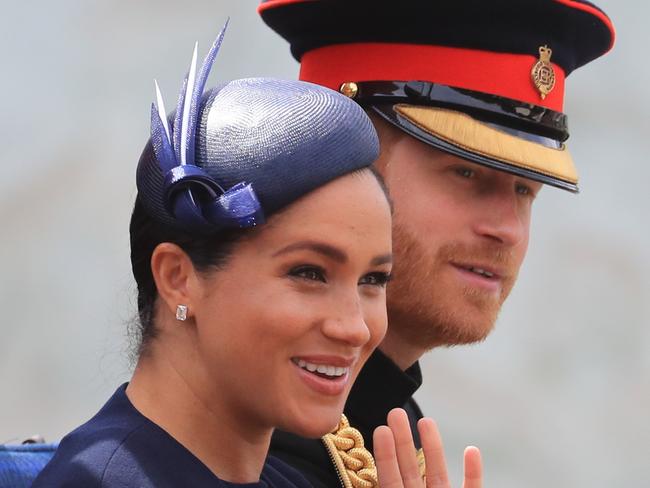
left=394, top=104, right=578, bottom=184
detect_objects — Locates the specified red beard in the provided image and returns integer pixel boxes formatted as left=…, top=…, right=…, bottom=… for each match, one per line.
left=386, top=223, right=518, bottom=349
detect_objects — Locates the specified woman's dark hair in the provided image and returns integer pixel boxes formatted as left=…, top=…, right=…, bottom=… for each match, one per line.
left=129, top=166, right=390, bottom=358
left=129, top=196, right=247, bottom=357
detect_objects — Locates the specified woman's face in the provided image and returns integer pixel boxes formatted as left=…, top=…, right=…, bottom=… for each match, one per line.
left=191, top=171, right=392, bottom=438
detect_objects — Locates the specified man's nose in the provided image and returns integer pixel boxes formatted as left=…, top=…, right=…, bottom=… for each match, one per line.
left=473, top=191, right=527, bottom=247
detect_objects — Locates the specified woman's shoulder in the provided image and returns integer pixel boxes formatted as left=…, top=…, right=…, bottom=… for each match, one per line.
left=31, top=384, right=154, bottom=488
left=31, top=384, right=313, bottom=488
left=31, top=384, right=257, bottom=487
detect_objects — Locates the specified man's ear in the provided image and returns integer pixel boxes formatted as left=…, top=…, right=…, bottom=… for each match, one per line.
left=150, top=243, right=199, bottom=321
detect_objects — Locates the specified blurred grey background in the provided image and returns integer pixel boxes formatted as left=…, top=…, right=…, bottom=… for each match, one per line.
left=1, top=1, right=647, bottom=486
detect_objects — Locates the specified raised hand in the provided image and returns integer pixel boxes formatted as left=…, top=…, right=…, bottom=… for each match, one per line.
left=373, top=408, right=482, bottom=488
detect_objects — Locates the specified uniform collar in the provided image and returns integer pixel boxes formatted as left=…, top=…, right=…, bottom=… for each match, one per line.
left=344, top=349, right=422, bottom=436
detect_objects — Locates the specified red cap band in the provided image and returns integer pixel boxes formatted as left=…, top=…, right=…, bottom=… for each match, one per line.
left=299, top=43, right=566, bottom=111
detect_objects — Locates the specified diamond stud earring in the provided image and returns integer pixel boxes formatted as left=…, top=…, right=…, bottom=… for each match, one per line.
left=176, top=304, right=188, bottom=321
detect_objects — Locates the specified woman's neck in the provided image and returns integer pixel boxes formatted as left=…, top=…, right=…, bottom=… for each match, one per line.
left=126, top=343, right=271, bottom=483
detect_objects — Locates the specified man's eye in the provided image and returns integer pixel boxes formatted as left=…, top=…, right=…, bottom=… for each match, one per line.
left=289, top=266, right=326, bottom=283
left=359, top=272, right=392, bottom=287
left=455, top=167, right=476, bottom=178
left=515, top=183, right=531, bottom=195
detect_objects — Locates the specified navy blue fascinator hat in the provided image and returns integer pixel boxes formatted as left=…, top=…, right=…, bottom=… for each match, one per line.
left=136, top=22, right=379, bottom=234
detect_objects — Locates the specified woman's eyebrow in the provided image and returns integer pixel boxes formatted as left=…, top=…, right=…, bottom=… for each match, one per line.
left=272, top=240, right=348, bottom=263
left=371, top=254, right=393, bottom=266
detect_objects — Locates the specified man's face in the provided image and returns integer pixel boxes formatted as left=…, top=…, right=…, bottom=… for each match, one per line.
left=377, top=127, right=542, bottom=350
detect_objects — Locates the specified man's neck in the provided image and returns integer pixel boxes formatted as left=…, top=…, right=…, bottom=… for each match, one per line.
left=377, top=329, right=427, bottom=371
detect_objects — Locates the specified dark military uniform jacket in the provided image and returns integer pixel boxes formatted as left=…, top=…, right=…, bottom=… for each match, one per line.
left=270, top=350, right=424, bottom=488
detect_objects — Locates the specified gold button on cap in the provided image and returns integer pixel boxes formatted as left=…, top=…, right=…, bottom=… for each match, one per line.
left=339, top=81, right=358, bottom=99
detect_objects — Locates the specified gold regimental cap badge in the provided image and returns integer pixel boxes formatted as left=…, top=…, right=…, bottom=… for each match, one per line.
left=531, top=45, right=556, bottom=100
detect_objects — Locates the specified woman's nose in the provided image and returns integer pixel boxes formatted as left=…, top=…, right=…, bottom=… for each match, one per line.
left=321, top=295, right=370, bottom=347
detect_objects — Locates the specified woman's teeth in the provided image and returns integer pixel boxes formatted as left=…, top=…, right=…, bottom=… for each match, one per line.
left=295, top=359, right=348, bottom=377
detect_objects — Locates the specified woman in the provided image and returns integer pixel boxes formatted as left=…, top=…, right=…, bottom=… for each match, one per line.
left=32, top=25, right=481, bottom=488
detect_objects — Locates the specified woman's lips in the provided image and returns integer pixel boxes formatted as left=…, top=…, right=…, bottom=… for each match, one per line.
left=291, top=356, right=354, bottom=396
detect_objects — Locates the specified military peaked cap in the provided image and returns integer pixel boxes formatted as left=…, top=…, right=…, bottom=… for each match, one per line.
left=259, top=0, right=615, bottom=192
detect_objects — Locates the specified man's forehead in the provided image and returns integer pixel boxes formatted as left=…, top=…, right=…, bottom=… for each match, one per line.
left=382, top=130, right=544, bottom=189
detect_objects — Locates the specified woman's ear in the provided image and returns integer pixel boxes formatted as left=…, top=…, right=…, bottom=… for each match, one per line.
left=150, top=243, right=199, bottom=322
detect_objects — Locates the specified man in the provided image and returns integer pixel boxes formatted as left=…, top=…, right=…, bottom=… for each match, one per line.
left=259, top=1, right=615, bottom=486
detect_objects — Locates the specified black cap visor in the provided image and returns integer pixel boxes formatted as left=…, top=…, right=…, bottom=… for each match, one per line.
left=345, top=80, right=577, bottom=192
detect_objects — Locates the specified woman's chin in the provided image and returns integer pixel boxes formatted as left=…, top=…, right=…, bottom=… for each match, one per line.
left=282, top=410, right=343, bottom=439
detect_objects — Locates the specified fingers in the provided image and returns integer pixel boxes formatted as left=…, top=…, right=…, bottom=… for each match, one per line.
left=417, top=418, right=450, bottom=488
left=374, top=425, right=403, bottom=488
left=375, top=410, right=482, bottom=488
left=375, top=408, right=427, bottom=488
left=462, top=446, right=482, bottom=488
left=387, top=408, right=423, bottom=488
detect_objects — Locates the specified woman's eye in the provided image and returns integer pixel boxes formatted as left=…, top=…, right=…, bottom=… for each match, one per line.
left=289, top=265, right=326, bottom=283
left=359, top=272, right=392, bottom=287
left=455, top=167, right=476, bottom=179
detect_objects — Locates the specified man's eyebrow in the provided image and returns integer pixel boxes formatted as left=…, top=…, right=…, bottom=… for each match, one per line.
left=272, top=240, right=348, bottom=263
